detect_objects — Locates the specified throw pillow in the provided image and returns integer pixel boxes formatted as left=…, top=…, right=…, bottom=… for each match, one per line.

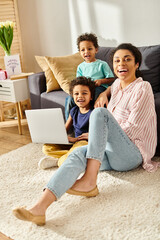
left=45, top=53, right=83, bottom=94
left=35, top=56, right=60, bottom=92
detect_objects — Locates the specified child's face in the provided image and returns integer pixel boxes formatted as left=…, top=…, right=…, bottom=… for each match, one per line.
left=79, top=41, right=98, bottom=63
left=72, top=85, right=92, bottom=109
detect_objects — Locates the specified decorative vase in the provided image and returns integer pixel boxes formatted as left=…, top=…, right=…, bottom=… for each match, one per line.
left=4, top=54, right=22, bottom=78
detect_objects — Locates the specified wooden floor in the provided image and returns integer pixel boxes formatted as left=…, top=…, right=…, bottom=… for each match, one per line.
left=0, top=119, right=32, bottom=240
left=0, top=232, right=13, bottom=240
left=0, top=119, right=32, bottom=155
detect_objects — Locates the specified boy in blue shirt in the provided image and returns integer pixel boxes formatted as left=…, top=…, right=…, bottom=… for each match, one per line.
left=65, top=32, right=115, bottom=120
left=38, top=76, right=95, bottom=169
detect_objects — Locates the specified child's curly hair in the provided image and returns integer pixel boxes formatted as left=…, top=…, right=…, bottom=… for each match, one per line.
left=77, top=33, right=99, bottom=51
left=69, top=76, right=96, bottom=99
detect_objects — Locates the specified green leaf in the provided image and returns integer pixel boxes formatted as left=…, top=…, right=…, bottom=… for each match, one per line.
left=0, top=24, right=13, bottom=55
left=0, top=39, right=8, bottom=52
left=0, top=28, right=6, bottom=44
left=4, top=27, right=10, bottom=51
left=8, top=25, right=13, bottom=49
left=0, top=28, right=8, bottom=52
left=0, top=31, right=6, bottom=44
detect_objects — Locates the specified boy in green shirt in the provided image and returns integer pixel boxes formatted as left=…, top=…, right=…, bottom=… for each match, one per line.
left=65, top=32, right=115, bottom=120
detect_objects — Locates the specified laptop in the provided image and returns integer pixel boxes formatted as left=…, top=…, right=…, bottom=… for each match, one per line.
left=25, top=108, right=72, bottom=144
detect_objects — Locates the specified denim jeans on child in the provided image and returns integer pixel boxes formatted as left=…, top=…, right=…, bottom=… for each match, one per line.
left=46, top=108, right=142, bottom=199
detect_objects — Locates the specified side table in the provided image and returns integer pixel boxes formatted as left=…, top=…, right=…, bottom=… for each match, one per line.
left=0, top=76, right=30, bottom=134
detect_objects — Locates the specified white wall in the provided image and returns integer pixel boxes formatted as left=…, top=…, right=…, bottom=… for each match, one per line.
left=17, top=0, right=160, bottom=73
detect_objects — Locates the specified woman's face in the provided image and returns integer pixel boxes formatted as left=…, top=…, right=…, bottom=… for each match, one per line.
left=113, top=49, right=139, bottom=88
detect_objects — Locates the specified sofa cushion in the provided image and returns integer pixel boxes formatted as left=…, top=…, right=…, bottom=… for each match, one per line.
left=45, top=53, right=83, bottom=94
left=41, top=90, right=68, bottom=116
left=96, top=45, right=160, bottom=93
left=139, top=45, right=160, bottom=93
left=35, top=56, right=60, bottom=93
left=96, top=47, right=114, bottom=70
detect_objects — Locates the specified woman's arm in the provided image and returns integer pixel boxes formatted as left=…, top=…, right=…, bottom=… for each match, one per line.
left=94, top=86, right=111, bottom=108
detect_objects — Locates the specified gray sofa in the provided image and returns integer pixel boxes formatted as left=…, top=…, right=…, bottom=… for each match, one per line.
left=28, top=45, right=160, bottom=154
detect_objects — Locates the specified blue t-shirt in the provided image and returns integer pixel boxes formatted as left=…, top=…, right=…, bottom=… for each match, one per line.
left=76, top=59, right=114, bottom=88
left=70, top=106, right=93, bottom=138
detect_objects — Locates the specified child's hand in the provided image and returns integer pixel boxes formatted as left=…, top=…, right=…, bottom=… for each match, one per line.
left=68, top=136, right=78, bottom=143
left=95, top=79, right=101, bottom=87
left=77, top=133, right=89, bottom=141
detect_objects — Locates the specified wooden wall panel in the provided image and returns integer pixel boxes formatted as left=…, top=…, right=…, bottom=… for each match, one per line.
left=0, top=0, right=24, bottom=71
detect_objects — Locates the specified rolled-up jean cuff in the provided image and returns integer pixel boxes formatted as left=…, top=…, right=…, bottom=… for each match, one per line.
left=43, top=186, right=59, bottom=200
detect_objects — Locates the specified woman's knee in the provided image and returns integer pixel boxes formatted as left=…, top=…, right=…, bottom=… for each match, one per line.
left=91, top=107, right=108, bottom=117
left=90, top=108, right=109, bottom=126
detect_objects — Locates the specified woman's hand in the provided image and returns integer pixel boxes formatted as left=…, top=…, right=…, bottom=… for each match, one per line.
left=77, top=133, right=88, bottom=141
left=94, top=91, right=109, bottom=108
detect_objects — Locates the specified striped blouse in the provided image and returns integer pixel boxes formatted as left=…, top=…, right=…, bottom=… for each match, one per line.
left=107, top=77, right=160, bottom=172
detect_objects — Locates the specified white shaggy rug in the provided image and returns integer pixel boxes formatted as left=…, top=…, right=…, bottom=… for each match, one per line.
left=0, top=143, right=160, bottom=240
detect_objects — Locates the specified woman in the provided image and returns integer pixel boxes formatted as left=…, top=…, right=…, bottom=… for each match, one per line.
left=13, top=43, right=160, bottom=226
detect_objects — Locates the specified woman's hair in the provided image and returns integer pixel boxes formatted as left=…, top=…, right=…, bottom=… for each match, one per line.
left=111, top=43, right=142, bottom=78
left=69, top=76, right=95, bottom=99
left=77, top=33, right=99, bottom=51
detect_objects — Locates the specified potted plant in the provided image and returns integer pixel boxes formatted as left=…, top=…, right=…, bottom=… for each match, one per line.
left=0, top=20, right=15, bottom=56
left=0, top=20, right=21, bottom=77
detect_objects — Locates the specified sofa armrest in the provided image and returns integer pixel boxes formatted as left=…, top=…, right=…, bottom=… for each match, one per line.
left=28, top=72, right=46, bottom=109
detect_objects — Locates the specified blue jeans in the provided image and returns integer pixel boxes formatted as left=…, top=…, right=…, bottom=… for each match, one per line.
left=46, top=108, right=142, bottom=198
left=65, top=86, right=106, bottom=121
left=65, top=95, right=75, bottom=121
